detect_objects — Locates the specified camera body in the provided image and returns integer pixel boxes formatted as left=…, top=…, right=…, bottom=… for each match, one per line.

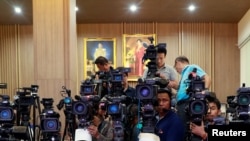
left=40, top=98, right=61, bottom=133
left=40, top=98, right=61, bottom=141
left=226, top=84, right=250, bottom=123
left=73, top=80, right=100, bottom=128
left=0, top=95, right=15, bottom=124
left=185, top=68, right=208, bottom=126
left=136, top=37, right=167, bottom=134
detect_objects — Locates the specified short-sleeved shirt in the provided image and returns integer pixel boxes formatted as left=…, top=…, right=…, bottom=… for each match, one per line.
left=176, top=64, right=206, bottom=102
left=142, top=64, right=177, bottom=81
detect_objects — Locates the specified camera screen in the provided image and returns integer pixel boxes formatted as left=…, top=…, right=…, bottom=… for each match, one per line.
left=112, top=74, right=123, bottom=82
left=80, top=85, right=94, bottom=95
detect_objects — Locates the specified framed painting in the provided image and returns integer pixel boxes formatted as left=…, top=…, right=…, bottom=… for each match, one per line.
left=122, top=34, right=156, bottom=81
left=83, top=38, right=116, bottom=79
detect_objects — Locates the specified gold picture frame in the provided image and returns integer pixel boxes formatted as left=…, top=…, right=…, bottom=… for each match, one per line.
left=83, top=38, right=116, bottom=79
left=123, top=34, right=156, bottom=81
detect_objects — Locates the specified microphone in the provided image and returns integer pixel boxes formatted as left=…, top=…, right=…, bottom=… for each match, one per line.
left=138, top=78, right=144, bottom=84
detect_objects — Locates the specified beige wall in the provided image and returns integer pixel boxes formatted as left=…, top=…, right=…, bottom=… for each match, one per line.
left=238, top=8, right=250, bottom=87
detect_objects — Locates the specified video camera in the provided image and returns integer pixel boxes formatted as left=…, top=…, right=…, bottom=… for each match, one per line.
left=0, top=93, right=29, bottom=140
left=135, top=37, right=168, bottom=134
left=0, top=95, right=15, bottom=124
left=40, top=98, right=61, bottom=141
left=73, top=79, right=100, bottom=128
left=226, top=83, right=250, bottom=124
left=185, top=68, right=209, bottom=126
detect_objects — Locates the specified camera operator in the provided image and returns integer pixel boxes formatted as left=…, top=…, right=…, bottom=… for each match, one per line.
left=142, top=47, right=178, bottom=89
left=155, top=88, right=185, bottom=141
left=190, top=95, right=225, bottom=141
left=94, top=56, right=114, bottom=98
left=87, top=102, right=113, bottom=141
left=173, top=55, right=211, bottom=140
left=116, top=66, right=136, bottom=104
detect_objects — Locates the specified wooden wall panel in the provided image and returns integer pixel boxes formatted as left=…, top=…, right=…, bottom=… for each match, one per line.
left=214, top=23, right=240, bottom=102
left=0, top=22, right=239, bottom=104
left=19, top=25, right=34, bottom=87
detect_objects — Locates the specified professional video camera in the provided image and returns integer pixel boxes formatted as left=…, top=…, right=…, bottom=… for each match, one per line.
left=74, top=79, right=100, bottom=141
left=91, top=69, right=113, bottom=99
left=40, top=98, right=61, bottom=141
left=226, top=83, right=250, bottom=124
left=0, top=94, right=15, bottom=140
left=0, top=94, right=29, bottom=141
left=136, top=37, right=168, bottom=135
left=57, top=86, right=76, bottom=141
left=73, top=79, right=100, bottom=127
left=104, top=68, right=131, bottom=141
left=185, top=68, right=209, bottom=126
left=14, top=84, right=41, bottom=141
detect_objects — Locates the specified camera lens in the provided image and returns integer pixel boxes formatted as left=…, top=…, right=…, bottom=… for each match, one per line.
left=140, top=87, right=150, bottom=97
left=238, top=94, right=250, bottom=106
left=108, top=104, right=119, bottom=114
left=190, top=101, right=205, bottom=115
left=0, top=107, right=13, bottom=121
left=41, top=118, right=59, bottom=132
left=73, top=101, right=87, bottom=115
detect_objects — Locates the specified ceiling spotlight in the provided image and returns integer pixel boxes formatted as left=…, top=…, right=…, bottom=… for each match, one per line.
left=75, top=6, right=79, bottom=11
left=188, top=4, right=196, bottom=11
left=130, top=5, right=137, bottom=12
left=14, top=7, right=22, bottom=14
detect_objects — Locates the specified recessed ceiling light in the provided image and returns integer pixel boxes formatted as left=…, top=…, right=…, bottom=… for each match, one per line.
left=14, top=7, right=22, bottom=14
left=75, top=6, right=79, bottom=11
left=130, top=5, right=137, bottom=12
left=188, top=4, right=196, bottom=11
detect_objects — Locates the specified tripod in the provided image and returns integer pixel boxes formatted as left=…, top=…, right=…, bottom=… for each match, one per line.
left=62, top=110, right=76, bottom=141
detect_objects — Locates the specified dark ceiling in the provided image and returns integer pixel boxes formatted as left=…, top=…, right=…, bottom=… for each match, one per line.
left=0, top=0, right=250, bottom=25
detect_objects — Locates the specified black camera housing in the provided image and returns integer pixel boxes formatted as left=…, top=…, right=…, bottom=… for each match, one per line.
left=40, top=98, right=61, bottom=133
left=187, top=93, right=208, bottom=125
left=0, top=95, right=15, bottom=123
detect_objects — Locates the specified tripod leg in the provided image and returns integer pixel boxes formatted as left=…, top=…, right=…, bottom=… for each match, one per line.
left=69, top=123, right=75, bottom=141
left=62, top=121, right=68, bottom=141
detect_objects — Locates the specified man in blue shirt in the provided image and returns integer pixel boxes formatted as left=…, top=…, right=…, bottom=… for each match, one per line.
left=173, top=55, right=211, bottom=140
left=155, top=88, right=185, bottom=141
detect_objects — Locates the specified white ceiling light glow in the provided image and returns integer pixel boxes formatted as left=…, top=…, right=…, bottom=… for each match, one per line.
left=188, top=4, right=196, bottom=11
left=14, top=7, right=22, bottom=14
left=130, top=5, right=137, bottom=12
left=75, top=6, right=79, bottom=11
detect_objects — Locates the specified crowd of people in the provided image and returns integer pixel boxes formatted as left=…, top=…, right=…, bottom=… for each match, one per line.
left=84, top=46, right=225, bottom=141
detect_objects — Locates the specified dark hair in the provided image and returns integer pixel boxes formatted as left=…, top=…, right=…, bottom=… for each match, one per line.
left=157, top=47, right=167, bottom=56
left=175, top=55, right=189, bottom=64
left=116, top=66, right=128, bottom=76
left=157, top=88, right=172, bottom=98
left=207, top=93, right=221, bottom=110
left=94, top=56, right=109, bottom=65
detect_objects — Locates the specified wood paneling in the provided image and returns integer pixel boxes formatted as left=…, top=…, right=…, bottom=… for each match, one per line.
left=0, top=22, right=239, bottom=104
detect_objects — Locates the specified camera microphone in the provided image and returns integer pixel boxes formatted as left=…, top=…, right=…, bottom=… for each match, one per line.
left=75, top=95, right=81, bottom=101
left=138, top=78, right=144, bottom=84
